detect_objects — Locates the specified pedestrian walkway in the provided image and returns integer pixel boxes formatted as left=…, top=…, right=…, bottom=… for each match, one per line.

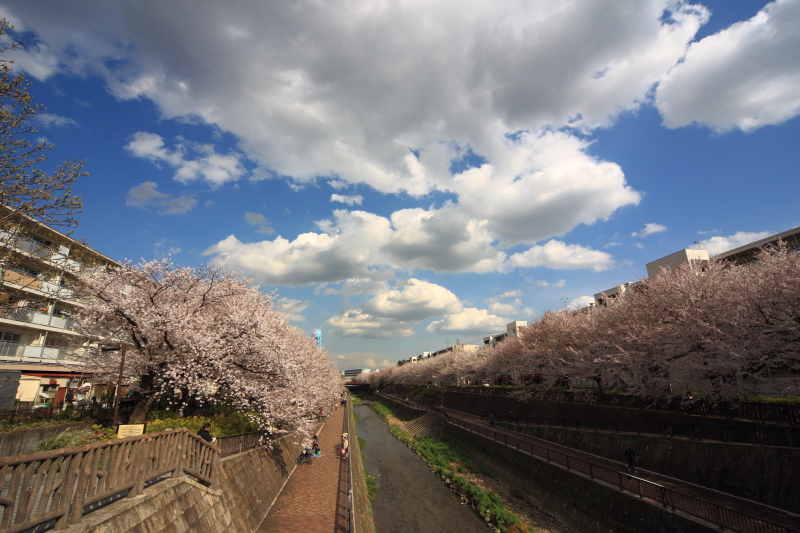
left=257, top=406, right=348, bottom=533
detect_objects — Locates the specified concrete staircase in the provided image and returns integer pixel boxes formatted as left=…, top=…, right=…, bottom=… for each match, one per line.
left=401, top=412, right=444, bottom=437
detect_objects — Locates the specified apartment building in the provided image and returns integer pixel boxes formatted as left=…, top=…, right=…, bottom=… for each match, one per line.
left=0, top=206, right=120, bottom=407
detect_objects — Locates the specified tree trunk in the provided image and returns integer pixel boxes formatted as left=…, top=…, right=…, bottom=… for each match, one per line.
left=128, top=395, right=156, bottom=423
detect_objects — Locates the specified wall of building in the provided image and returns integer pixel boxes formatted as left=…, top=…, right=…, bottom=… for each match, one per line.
left=441, top=422, right=715, bottom=533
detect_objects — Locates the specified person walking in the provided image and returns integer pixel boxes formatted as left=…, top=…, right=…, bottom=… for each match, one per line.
left=489, top=414, right=495, bottom=427
left=624, top=443, right=636, bottom=472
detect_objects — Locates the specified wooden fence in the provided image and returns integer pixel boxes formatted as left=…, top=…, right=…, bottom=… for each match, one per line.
left=448, top=416, right=798, bottom=533
left=0, top=428, right=219, bottom=532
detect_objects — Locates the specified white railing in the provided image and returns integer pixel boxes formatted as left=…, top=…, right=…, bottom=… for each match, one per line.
left=0, top=307, right=80, bottom=332
left=0, top=341, right=84, bottom=362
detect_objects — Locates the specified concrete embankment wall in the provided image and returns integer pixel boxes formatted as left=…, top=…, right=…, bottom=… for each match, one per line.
left=0, top=421, right=89, bottom=457
left=63, top=433, right=305, bottom=533
left=441, top=422, right=715, bottom=533
left=443, top=390, right=800, bottom=514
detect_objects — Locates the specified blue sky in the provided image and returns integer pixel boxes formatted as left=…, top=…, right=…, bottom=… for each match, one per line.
left=2, top=1, right=798, bottom=371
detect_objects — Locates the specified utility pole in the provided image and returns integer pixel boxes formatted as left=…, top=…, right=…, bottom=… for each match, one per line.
left=101, top=344, right=127, bottom=427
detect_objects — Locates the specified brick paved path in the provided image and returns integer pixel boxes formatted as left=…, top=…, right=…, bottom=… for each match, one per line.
left=257, top=406, right=348, bottom=533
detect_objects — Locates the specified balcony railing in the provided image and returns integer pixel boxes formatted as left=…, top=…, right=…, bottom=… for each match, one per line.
left=0, top=307, right=81, bottom=332
left=0, top=341, right=85, bottom=362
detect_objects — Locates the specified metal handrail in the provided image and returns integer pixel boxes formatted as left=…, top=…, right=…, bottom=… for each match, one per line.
left=215, top=430, right=267, bottom=457
left=447, top=415, right=798, bottom=533
left=480, top=413, right=800, bottom=448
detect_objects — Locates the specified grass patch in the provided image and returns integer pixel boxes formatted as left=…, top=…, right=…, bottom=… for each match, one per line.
left=353, top=413, right=362, bottom=421
left=364, top=469, right=378, bottom=499
left=422, top=386, right=441, bottom=398
left=358, top=437, right=367, bottom=449
left=349, top=394, right=362, bottom=405
left=36, top=427, right=98, bottom=451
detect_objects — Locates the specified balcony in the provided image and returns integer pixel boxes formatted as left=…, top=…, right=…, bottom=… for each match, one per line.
left=2, top=269, right=42, bottom=290
left=0, top=307, right=81, bottom=332
left=0, top=341, right=85, bottom=363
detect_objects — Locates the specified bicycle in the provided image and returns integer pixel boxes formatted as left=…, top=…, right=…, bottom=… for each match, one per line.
left=296, top=450, right=315, bottom=465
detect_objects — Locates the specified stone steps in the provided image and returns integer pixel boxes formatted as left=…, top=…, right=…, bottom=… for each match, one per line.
left=401, top=412, right=443, bottom=436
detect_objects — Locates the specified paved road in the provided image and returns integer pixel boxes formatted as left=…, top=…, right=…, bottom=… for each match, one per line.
left=355, top=402, right=489, bottom=533
left=257, top=407, right=348, bottom=533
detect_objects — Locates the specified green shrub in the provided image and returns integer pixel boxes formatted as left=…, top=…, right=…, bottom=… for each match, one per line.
left=145, top=412, right=263, bottom=437
left=36, top=427, right=98, bottom=451
left=358, top=437, right=367, bottom=449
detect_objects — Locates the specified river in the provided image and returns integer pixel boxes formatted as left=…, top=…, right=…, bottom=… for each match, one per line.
left=354, top=402, right=491, bottom=533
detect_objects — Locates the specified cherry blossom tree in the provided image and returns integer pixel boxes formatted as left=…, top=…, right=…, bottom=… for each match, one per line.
left=366, top=245, right=800, bottom=400
left=76, top=258, right=341, bottom=435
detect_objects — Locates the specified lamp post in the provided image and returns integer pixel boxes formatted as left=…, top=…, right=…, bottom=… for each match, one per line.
left=101, top=344, right=127, bottom=427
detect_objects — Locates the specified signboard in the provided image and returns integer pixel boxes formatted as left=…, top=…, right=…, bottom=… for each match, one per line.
left=117, top=424, right=146, bottom=438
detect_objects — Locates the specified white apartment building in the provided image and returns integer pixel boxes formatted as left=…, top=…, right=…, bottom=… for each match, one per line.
left=0, top=207, right=120, bottom=406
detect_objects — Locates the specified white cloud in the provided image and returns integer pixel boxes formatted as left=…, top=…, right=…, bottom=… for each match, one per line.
left=532, top=279, right=566, bottom=288
left=36, top=113, right=77, bottom=128
left=426, top=308, right=510, bottom=336
left=126, top=132, right=246, bottom=187
left=631, top=222, right=666, bottom=238
left=700, top=231, right=771, bottom=256
left=331, top=194, right=363, bottom=206
left=126, top=181, right=197, bottom=215
left=326, top=310, right=414, bottom=340
left=567, top=295, right=596, bottom=311
left=244, top=212, right=275, bottom=234
left=361, top=278, right=462, bottom=321
left=657, top=0, right=800, bottom=132
left=508, top=240, right=614, bottom=271
left=275, top=297, right=310, bottom=322
left=4, top=1, right=711, bottom=254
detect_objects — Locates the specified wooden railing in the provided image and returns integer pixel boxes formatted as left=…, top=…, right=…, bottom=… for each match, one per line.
left=0, top=428, right=219, bottom=532
left=448, top=416, right=798, bottom=533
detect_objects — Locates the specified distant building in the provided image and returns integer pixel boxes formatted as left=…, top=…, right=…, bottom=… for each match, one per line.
left=342, top=368, right=370, bottom=380
left=483, top=321, right=527, bottom=347
left=594, top=225, right=800, bottom=306
left=313, top=328, right=322, bottom=347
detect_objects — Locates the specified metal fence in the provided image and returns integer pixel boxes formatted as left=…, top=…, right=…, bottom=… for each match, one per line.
left=483, top=413, right=800, bottom=447
left=215, top=431, right=267, bottom=458
left=0, top=428, right=219, bottom=532
left=345, top=401, right=355, bottom=533
left=448, top=416, right=798, bottom=533
left=444, top=387, right=800, bottom=427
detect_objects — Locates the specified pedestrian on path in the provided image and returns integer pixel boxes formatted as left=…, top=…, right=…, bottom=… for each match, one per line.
left=198, top=422, right=215, bottom=443
left=489, top=414, right=495, bottom=427
left=624, top=443, right=636, bottom=472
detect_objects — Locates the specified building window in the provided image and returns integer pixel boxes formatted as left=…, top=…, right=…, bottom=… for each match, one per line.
left=45, top=337, right=70, bottom=349
left=0, top=331, right=21, bottom=343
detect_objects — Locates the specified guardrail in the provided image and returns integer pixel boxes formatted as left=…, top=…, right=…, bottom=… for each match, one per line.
left=448, top=416, right=797, bottom=533
left=483, top=414, right=800, bottom=447
left=215, top=431, right=266, bottom=458
left=0, top=428, right=219, bottom=532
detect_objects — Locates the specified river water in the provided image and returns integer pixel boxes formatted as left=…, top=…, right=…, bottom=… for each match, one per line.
left=354, top=402, right=490, bottom=533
